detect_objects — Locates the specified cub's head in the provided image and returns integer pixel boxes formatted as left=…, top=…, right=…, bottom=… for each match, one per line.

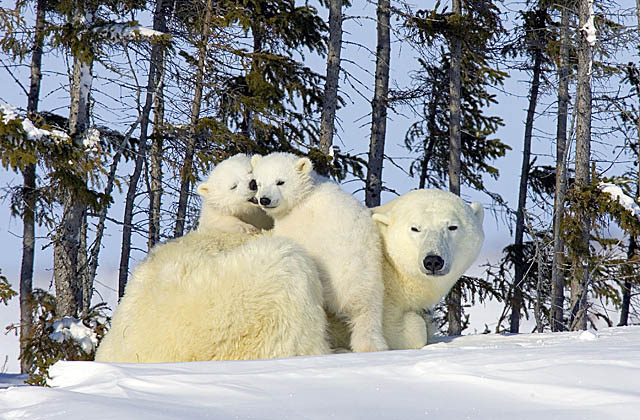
left=250, top=152, right=315, bottom=218
left=372, top=189, right=484, bottom=283
left=197, top=154, right=258, bottom=215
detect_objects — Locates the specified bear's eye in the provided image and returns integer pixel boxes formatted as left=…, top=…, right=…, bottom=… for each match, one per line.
left=249, top=179, right=257, bottom=191
left=276, top=180, right=285, bottom=186
left=230, top=184, right=237, bottom=190
left=448, top=225, right=458, bottom=231
left=411, top=226, right=421, bottom=232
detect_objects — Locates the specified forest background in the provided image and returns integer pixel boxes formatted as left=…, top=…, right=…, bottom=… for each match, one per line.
left=1, top=0, right=639, bottom=380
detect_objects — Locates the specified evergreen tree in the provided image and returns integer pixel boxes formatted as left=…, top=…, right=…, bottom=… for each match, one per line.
left=503, top=3, right=551, bottom=333
left=403, top=0, right=508, bottom=335
left=569, top=0, right=595, bottom=331
left=318, top=0, right=345, bottom=160
left=118, top=0, right=172, bottom=295
left=365, top=0, right=391, bottom=207
left=550, top=0, right=572, bottom=332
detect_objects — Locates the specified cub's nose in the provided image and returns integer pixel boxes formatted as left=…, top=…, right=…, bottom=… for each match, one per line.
left=259, top=197, right=271, bottom=206
left=423, top=255, right=444, bottom=274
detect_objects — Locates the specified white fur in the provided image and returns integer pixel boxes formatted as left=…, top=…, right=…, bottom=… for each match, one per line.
left=197, top=154, right=272, bottom=233
left=95, top=231, right=330, bottom=362
left=251, top=152, right=388, bottom=353
left=372, top=189, right=484, bottom=349
left=326, top=189, right=484, bottom=350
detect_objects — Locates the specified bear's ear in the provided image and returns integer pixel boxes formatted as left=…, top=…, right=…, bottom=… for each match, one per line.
left=470, top=202, right=484, bottom=223
left=372, top=212, right=391, bottom=226
left=196, top=183, right=209, bottom=197
left=250, top=154, right=262, bottom=168
left=295, top=157, right=313, bottom=175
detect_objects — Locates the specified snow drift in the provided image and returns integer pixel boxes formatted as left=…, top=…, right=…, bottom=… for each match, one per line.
left=1, top=326, right=639, bottom=419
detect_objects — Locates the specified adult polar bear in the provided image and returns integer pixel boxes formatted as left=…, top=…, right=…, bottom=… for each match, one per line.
left=95, top=154, right=328, bottom=363
left=251, top=152, right=388, bottom=353
left=327, top=189, right=484, bottom=350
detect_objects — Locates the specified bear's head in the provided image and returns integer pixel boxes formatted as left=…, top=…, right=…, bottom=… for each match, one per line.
left=372, top=189, right=484, bottom=291
left=197, top=154, right=258, bottom=215
left=250, top=152, right=315, bottom=218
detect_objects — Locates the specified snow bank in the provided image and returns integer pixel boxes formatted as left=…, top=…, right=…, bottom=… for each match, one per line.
left=1, top=326, right=639, bottom=419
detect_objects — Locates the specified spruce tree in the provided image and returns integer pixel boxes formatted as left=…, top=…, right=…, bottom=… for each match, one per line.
left=403, top=0, right=508, bottom=335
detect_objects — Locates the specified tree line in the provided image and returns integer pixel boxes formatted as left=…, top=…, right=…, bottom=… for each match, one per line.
left=1, top=0, right=639, bottom=377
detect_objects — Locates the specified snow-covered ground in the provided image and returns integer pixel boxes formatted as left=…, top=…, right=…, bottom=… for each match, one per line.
left=1, top=326, right=639, bottom=420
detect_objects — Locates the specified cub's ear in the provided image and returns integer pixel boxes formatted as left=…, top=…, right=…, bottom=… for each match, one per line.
left=372, top=212, right=391, bottom=226
left=251, top=154, right=262, bottom=168
left=196, top=183, right=209, bottom=197
left=295, top=157, right=313, bottom=175
left=470, top=202, right=484, bottom=224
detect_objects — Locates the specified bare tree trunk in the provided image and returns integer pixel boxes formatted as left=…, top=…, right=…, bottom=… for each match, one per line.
left=54, top=3, right=94, bottom=317
left=148, top=111, right=164, bottom=249
left=419, top=81, right=446, bottom=189
left=510, top=23, right=544, bottom=333
left=620, top=0, right=640, bottom=327
left=19, top=162, right=36, bottom=374
left=118, top=0, right=171, bottom=297
left=569, top=0, right=593, bottom=331
left=149, top=0, right=172, bottom=250
left=54, top=195, right=84, bottom=317
left=319, top=0, right=343, bottom=156
left=149, top=49, right=168, bottom=249
left=551, top=4, right=571, bottom=333
left=19, top=0, right=46, bottom=373
left=365, top=0, right=390, bottom=207
left=619, top=237, right=636, bottom=326
left=79, top=210, right=89, bottom=316
left=239, top=25, right=263, bottom=141
left=446, top=0, right=463, bottom=336
left=174, top=0, right=213, bottom=238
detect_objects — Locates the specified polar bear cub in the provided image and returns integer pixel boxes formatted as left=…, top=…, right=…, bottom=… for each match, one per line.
left=197, top=154, right=273, bottom=233
left=251, top=152, right=388, bottom=352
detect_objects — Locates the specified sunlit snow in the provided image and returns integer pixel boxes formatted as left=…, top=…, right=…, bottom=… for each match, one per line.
left=0, top=103, right=70, bottom=142
left=83, top=127, right=101, bottom=150
left=581, top=0, right=597, bottom=47
left=49, top=317, right=98, bottom=354
left=2, top=326, right=639, bottom=419
left=96, top=24, right=166, bottom=41
left=599, top=182, right=640, bottom=220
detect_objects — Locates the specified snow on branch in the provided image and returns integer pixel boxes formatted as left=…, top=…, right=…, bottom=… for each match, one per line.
left=49, top=317, right=98, bottom=354
left=0, top=104, right=70, bottom=143
left=92, top=23, right=169, bottom=42
left=581, top=0, right=597, bottom=47
left=599, top=182, right=640, bottom=220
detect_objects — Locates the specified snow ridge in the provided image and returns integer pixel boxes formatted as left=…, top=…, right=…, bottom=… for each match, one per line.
left=1, top=326, right=639, bottom=420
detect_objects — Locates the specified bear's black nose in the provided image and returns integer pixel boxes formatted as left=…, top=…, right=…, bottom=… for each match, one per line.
left=249, top=179, right=257, bottom=191
left=423, top=255, right=444, bottom=273
left=259, top=197, right=271, bottom=206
